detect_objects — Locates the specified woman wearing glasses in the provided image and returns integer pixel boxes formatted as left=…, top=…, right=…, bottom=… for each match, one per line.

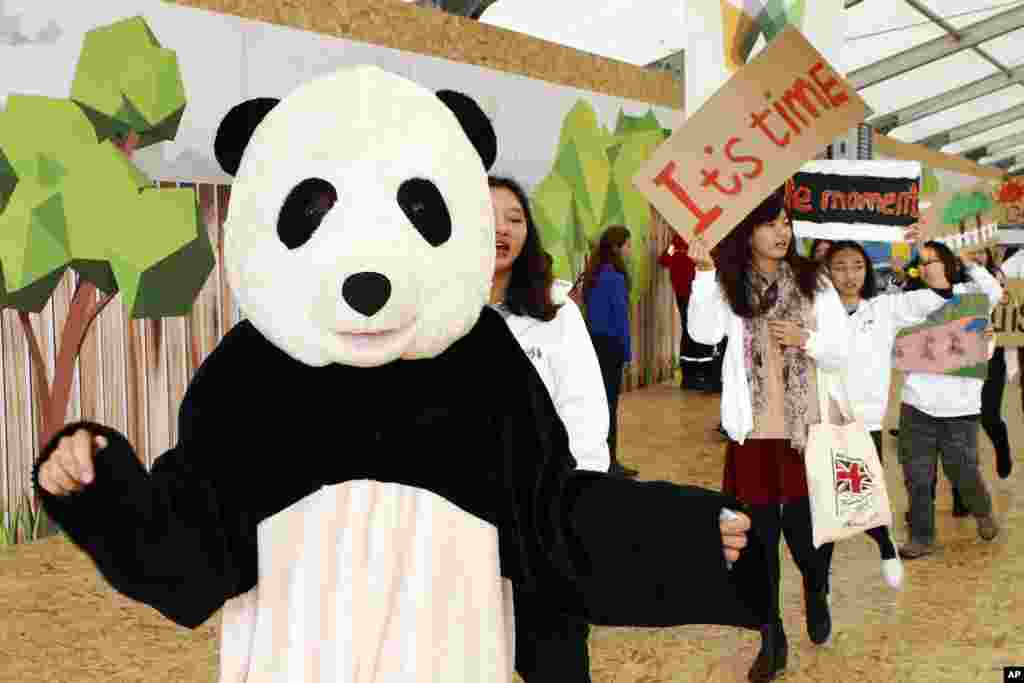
left=896, top=242, right=1003, bottom=560
left=687, top=187, right=849, bottom=683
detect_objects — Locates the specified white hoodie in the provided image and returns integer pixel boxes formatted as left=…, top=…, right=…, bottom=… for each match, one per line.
left=687, top=269, right=850, bottom=445
left=841, top=289, right=947, bottom=432
left=492, top=288, right=611, bottom=472
left=900, top=264, right=1002, bottom=418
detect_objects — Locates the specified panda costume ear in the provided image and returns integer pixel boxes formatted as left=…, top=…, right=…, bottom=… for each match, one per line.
left=214, top=98, right=281, bottom=176
left=436, top=90, right=497, bottom=171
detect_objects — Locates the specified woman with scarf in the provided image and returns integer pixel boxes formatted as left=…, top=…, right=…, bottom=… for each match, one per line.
left=687, top=187, right=849, bottom=683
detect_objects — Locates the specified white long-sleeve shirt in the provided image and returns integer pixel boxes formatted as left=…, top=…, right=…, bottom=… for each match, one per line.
left=687, top=269, right=850, bottom=445
left=492, top=289, right=611, bottom=472
left=900, top=264, right=1003, bottom=418
left=842, top=289, right=948, bottom=432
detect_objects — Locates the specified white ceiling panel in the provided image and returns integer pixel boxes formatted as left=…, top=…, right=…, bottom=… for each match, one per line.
left=858, top=50, right=998, bottom=115
left=888, top=88, right=1024, bottom=141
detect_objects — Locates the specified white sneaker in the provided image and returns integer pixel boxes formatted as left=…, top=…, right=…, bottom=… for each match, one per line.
left=881, top=557, right=904, bottom=589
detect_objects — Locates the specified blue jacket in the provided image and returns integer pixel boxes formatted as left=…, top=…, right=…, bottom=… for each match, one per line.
left=585, top=265, right=631, bottom=361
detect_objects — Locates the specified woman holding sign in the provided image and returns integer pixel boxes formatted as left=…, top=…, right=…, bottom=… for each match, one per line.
left=687, top=187, right=848, bottom=683
left=896, top=242, right=1003, bottom=560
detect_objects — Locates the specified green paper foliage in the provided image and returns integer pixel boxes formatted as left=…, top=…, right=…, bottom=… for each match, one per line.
left=0, top=17, right=211, bottom=316
left=531, top=101, right=670, bottom=306
left=70, top=15, right=186, bottom=148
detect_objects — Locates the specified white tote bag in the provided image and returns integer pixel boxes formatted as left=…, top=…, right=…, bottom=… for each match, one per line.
left=804, top=368, right=893, bottom=549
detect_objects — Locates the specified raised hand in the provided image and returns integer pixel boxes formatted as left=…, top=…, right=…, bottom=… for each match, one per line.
left=689, top=234, right=715, bottom=271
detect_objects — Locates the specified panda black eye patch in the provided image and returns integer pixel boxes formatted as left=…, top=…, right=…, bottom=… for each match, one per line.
left=278, top=178, right=338, bottom=249
left=397, top=178, right=451, bottom=247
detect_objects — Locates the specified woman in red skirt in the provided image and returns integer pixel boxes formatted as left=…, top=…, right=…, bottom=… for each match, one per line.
left=687, top=188, right=850, bottom=682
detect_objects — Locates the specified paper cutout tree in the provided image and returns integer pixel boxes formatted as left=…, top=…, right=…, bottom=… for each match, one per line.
left=0, top=16, right=213, bottom=455
left=531, top=99, right=669, bottom=305
left=942, top=190, right=995, bottom=235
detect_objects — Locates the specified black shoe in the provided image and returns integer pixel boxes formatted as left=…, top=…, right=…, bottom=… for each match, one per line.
left=748, top=621, right=787, bottom=683
left=608, top=461, right=639, bottom=478
left=804, top=587, right=831, bottom=645
left=997, top=451, right=1013, bottom=479
left=889, top=429, right=899, bottom=438
left=951, top=487, right=969, bottom=517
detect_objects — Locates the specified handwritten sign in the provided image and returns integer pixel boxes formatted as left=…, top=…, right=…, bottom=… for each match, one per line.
left=893, top=293, right=990, bottom=379
left=787, top=160, right=920, bottom=242
left=991, top=279, right=1024, bottom=347
left=996, top=178, right=1024, bottom=226
left=919, top=184, right=1001, bottom=255
left=632, top=24, right=868, bottom=249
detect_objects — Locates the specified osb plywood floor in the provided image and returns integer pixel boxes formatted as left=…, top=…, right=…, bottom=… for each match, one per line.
left=2, top=379, right=1021, bottom=683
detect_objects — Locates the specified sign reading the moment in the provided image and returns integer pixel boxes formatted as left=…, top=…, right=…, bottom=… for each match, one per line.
left=787, top=160, right=921, bottom=242
left=632, top=24, right=869, bottom=249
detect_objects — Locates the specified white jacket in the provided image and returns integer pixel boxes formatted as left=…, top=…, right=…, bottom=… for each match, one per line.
left=1001, top=250, right=1024, bottom=279
left=687, top=269, right=850, bottom=445
left=492, top=290, right=611, bottom=472
left=842, top=289, right=947, bottom=432
left=900, top=264, right=1003, bottom=418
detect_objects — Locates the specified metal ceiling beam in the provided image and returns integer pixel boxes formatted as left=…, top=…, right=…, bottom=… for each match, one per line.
left=844, top=0, right=864, bottom=7
left=962, top=130, right=1024, bottom=160
left=990, top=154, right=1024, bottom=170
left=904, top=0, right=1015, bottom=79
left=847, top=5, right=1024, bottom=90
left=868, top=65, right=1024, bottom=133
left=914, top=102, right=1024, bottom=149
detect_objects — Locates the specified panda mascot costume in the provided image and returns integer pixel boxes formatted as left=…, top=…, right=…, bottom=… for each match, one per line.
left=33, top=65, right=771, bottom=682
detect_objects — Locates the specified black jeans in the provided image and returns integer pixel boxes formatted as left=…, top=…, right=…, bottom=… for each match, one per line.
left=981, top=347, right=1011, bottom=468
left=747, top=498, right=831, bottom=623
left=514, top=589, right=592, bottom=682
left=591, top=334, right=625, bottom=462
left=677, top=294, right=717, bottom=382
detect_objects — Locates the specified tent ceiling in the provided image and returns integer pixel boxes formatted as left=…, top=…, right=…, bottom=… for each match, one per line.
left=476, top=0, right=1024, bottom=173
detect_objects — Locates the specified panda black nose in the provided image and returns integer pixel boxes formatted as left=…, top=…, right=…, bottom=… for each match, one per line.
left=342, top=272, right=392, bottom=317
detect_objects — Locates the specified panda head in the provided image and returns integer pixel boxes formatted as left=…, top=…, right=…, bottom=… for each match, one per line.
left=214, top=65, right=497, bottom=368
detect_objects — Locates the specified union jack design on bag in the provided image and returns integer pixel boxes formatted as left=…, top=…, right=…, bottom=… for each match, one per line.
left=832, top=451, right=876, bottom=519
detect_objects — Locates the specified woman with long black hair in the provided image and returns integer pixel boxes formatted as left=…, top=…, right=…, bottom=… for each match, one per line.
left=487, top=175, right=609, bottom=682
left=687, top=187, right=849, bottom=682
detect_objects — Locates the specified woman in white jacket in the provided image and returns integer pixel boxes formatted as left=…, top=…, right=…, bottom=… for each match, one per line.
left=687, top=187, right=848, bottom=683
left=824, top=237, right=951, bottom=589
left=897, top=241, right=1003, bottom=560
left=487, top=175, right=609, bottom=683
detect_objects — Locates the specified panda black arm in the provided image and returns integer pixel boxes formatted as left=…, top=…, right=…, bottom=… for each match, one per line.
left=490, top=314, right=770, bottom=629
left=31, top=325, right=260, bottom=630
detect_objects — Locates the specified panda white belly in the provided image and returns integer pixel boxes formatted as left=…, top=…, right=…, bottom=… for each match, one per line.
left=217, top=481, right=516, bottom=682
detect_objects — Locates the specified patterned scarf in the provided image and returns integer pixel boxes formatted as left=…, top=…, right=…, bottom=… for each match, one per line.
left=742, top=261, right=820, bottom=452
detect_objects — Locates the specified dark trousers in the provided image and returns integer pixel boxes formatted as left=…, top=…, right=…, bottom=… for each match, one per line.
left=591, top=334, right=625, bottom=462
left=747, top=498, right=831, bottom=623
left=898, top=404, right=991, bottom=545
left=677, top=294, right=720, bottom=386
left=981, top=347, right=1011, bottom=467
left=514, top=589, right=591, bottom=682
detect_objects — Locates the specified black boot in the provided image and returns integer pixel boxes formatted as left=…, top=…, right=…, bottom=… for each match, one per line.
left=748, top=620, right=787, bottom=683
left=805, top=584, right=831, bottom=645
left=997, top=450, right=1013, bottom=479
left=951, top=487, right=969, bottom=517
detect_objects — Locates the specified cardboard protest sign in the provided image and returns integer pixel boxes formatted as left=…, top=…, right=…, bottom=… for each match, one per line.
left=996, top=178, right=1024, bottom=225
left=893, top=293, right=990, bottom=379
left=787, top=160, right=920, bottom=242
left=632, top=24, right=868, bottom=249
left=996, top=179, right=1024, bottom=244
left=918, top=184, right=1001, bottom=255
left=991, top=279, right=1024, bottom=347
